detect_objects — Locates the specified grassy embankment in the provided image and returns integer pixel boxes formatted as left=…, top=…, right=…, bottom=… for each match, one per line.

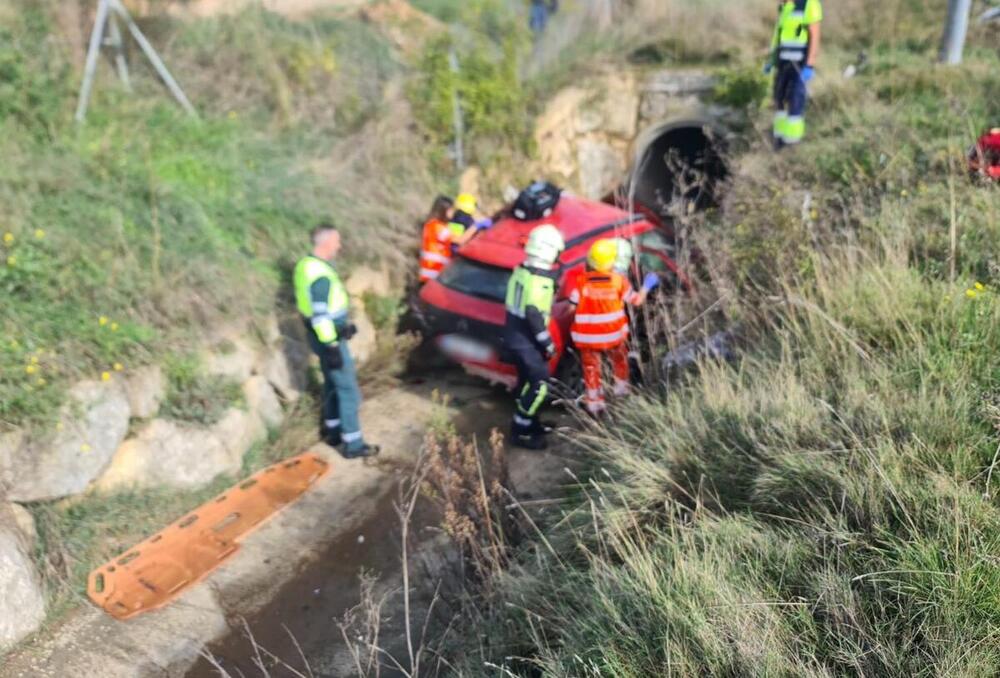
left=437, top=1, right=1000, bottom=675
left=0, top=0, right=544, bottom=639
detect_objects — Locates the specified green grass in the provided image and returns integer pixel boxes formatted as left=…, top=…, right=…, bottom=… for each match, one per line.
left=0, top=2, right=430, bottom=429
left=438, top=6, right=1000, bottom=675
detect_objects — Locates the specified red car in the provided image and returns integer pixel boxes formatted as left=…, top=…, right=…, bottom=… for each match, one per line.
left=415, top=194, right=689, bottom=389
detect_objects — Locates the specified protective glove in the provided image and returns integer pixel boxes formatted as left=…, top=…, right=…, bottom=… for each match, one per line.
left=762, top=61, right=774, bottom=75
left=342, top=323, right=358, bottom=340
left=475, top=218, right=494, bottom=230
left=326, top=342, right=344, bottom=370
left=642, top=272, right=661, bottom=292
left=543, top=340, right=557, bottom=360
left=800, top=65, right=815, bottom=83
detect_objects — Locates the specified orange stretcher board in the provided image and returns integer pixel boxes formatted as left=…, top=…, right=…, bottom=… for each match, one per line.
left=87, top=452, right=330, bottom=620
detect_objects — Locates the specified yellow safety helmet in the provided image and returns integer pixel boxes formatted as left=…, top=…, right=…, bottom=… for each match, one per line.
left=455, top=193, right=477, bottom=215
left=587, top=238, right=618, bottom=273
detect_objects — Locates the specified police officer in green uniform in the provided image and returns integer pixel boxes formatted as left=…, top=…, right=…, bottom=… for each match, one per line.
left=294, top=224, right=378, bottom=459
left=765, top=0, right=823, bottom=148
left=504, top=224, right=565, bottom=450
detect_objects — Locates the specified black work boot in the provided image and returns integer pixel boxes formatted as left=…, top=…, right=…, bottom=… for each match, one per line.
left=342, top=444, right=380, bottom=459
left=322, top=429, right=342, bottom=446
left=511, top=430, right=548, bottom=450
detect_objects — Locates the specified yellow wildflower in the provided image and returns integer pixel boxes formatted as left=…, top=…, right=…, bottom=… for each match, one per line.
left=80, top=443, right=91, bottom=453
left=30, top=355, right=38, bottom=364
left=34, top=228, right=45, bottom=239
left=228, top=111, right=238, bottom=120
left=113, top=362, right=123, bottom=372
left=110, top=322, right=119, bottom=332
left=25, top=365, right=36, bottom=375
left=2, top=232, right=12, bottom=245
left=966, top=289, right=978, bottom=299
left=975, top=282, right=985, bottom=291
left=36, top=377, right=46, bottom=386
left=6, top=255, right=15, bottom=266
left=101, top=371, right=111, bottom=382
left=900, top=189, right=909, bottom=197
left=99, top=316, right=108, bottom=326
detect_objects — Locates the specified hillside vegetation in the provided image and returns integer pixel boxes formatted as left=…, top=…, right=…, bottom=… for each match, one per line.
left=437, top=1, right=1000, bottom=675
left=0, top=2, right=443, bottom=428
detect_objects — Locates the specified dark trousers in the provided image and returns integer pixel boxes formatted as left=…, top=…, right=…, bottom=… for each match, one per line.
left=506, top=332, right=550, bottom=437
left=307, top=328, right=366, bottom=452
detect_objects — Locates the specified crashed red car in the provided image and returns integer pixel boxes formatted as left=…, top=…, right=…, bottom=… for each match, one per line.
left=415, top=194, right=689, bottom=389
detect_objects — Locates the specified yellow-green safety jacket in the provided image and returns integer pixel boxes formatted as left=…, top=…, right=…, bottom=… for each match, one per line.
left=504, top=264, right=556, bottom=349
left=294, top=255, right=350, bottom=345
left=770, top=0, right=822, bottom=64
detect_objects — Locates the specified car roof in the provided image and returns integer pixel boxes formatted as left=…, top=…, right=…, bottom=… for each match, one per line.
left=459, top=194, right=649, bottom=269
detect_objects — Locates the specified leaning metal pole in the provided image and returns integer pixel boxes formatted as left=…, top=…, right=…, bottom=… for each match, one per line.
left=75, top=0, right=111, bottom=122
left=109, top=0, right=196, bottom=116
left=75, top=0, right=196, bottom=123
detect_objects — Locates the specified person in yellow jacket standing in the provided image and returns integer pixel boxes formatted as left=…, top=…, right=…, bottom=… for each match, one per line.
left=765, top=0, right=822, bottom=149
left=294, top=224, right=378, bottom=459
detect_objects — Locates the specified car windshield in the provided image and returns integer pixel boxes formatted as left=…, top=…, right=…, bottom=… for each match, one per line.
left=438, top=257, right=511, bottom=302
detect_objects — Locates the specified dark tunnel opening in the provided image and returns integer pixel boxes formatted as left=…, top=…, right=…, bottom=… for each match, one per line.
left=617, top=121, right=728, bottom=227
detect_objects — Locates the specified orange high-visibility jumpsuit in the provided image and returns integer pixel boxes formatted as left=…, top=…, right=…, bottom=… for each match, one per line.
left=569, top=270, right=638, bottom=413
left=419, top=218, right=453, bottom=283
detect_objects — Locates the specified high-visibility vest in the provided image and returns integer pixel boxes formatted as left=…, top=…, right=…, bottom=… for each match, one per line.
left=570, top=270, right=634, bottom=350
left=294, top=255, right=350, bottom=344
left=419, top=218, right=453, bottom=282
left=505, top=265, right=556, bottom=345
left=771, top=0, right=822, bottom=64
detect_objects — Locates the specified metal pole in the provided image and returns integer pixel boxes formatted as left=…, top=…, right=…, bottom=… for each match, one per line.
left=940, top=0, right=972, bottom=64
left=107, top=12, right=131, bottom=91
left=448, top=48, right=465, bottom=172
left=75, top=0, right=111, bottom=123
left=109, top=0, right=197, bottom=116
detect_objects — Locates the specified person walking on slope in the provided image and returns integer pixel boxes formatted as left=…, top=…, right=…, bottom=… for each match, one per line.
left=419, top=195, right=455, bottom=283
left=765, top=0, right=823, bottom=149
left=505, top=224, right=565, bottom=450
left=294, top=224, right=379, bottom=459
left=569, top=239, right=659, bottom=415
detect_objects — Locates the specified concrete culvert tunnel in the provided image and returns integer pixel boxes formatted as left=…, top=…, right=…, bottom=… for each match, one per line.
left=623, top=119, right=728, bottom=222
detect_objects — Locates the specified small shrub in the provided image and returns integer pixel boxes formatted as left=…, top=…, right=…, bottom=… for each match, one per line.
left=159, top=355, right=243, bottom=425
left=712, top=66, right=769, bottom=109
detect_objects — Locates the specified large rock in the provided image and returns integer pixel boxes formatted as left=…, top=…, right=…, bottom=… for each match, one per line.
left=124, top=365, right=166, bottom=419
left=8, top=502, right=36, bottom=551
left=349, top=300, right=378, bottom=367
left=203, top=336, right=259, bottom=383
left=211, top=408, right=266, bottom=463
left=345, top=265, right=392, bottom=299
left=577, top=139, right=627, bottom=200
left=2, top=380, right=131, bottom=502
left=0, top=509, right=45, bottom=651
left=95, top=410, right=263, bottom=492
left=243, top=376, right=284, bottom=429
left=263, top=340, right=309, bottom=403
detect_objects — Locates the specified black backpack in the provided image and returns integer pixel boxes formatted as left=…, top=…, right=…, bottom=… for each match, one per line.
left=512, top=181, right=561, bottom=221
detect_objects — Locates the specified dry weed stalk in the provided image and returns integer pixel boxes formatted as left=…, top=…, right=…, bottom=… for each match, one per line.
left=422, top=428, right=518, bottom=585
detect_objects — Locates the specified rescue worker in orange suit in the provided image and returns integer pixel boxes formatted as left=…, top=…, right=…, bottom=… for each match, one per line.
left=419, top=195, right=455, bottom=283
left=569, top=239, right=659, bottom=415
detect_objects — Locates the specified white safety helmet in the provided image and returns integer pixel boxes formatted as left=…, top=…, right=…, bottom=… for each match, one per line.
left=613, top=237, right=634, bottom=274
left=524, top=224, right=564, bottom=266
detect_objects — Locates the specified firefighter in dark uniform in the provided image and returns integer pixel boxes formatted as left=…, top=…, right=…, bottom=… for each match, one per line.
left=504, top=224, right=565, bottom=450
